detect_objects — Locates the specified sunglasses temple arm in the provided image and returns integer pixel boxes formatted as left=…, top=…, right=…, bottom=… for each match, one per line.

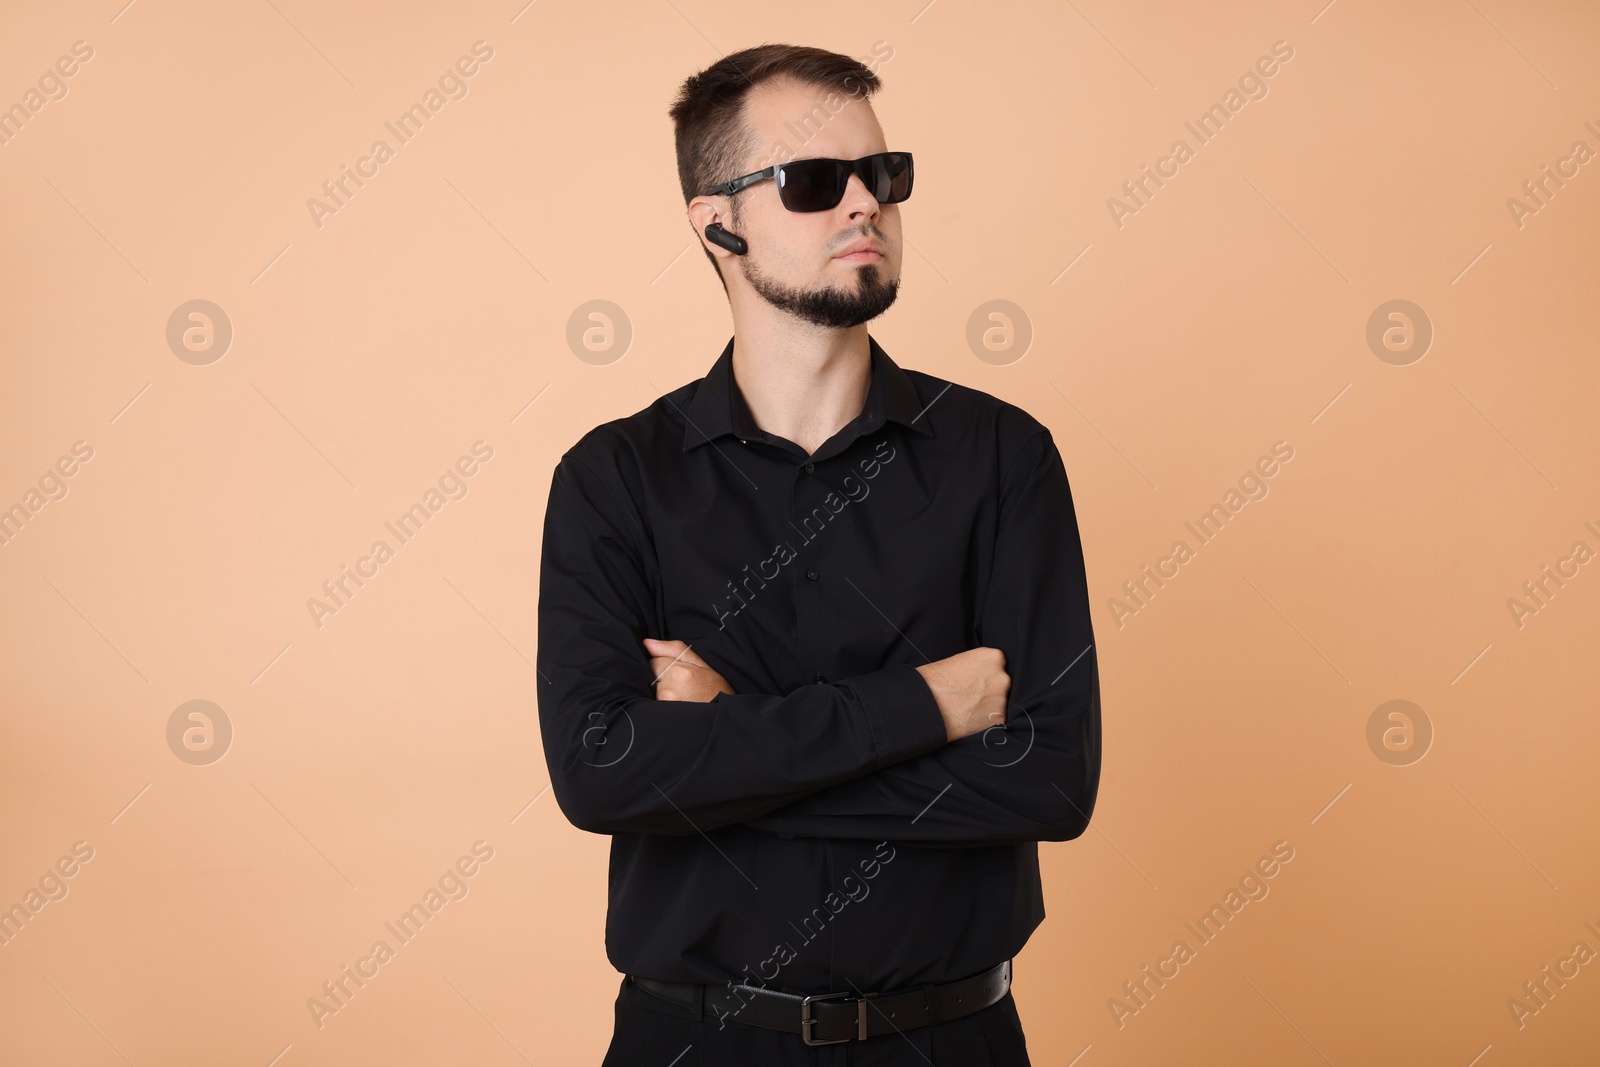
left=703, top=167, right=779, bottom=199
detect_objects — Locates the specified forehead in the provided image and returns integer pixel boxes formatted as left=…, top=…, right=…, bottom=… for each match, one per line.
left=740, top=75, right=886, bottom=165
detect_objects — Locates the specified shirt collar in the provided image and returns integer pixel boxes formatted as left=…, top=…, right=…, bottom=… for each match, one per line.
left=682, top=334, right=936, bottom=452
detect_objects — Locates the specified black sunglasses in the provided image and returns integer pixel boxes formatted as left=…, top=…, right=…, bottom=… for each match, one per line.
left=702, top=151, right=914, bottom=213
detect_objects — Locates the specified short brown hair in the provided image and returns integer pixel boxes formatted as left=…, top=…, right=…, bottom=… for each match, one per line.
left=668, top=43, right=882, bottom=289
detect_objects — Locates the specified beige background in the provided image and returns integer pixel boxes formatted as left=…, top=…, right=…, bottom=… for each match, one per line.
left=3, top=0, right=1598, bottom=1063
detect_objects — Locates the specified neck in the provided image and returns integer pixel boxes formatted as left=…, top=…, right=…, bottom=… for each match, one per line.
left=728, top=317, right=872, bottom=458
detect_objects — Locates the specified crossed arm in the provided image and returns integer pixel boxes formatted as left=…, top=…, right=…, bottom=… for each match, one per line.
left=535, top=431, right=1100, bottom=846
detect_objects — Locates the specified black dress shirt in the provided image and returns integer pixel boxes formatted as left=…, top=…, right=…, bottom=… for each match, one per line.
left=537, top=334, right=1100, bottom=994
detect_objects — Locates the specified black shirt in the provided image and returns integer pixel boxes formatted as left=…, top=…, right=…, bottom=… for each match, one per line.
left=537, top=334, right=1101, bottom=994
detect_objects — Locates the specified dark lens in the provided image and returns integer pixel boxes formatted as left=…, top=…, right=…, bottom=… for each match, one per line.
left=778, top=159, right=847, bottom=212
left=875, top=152, right=913, bottom=203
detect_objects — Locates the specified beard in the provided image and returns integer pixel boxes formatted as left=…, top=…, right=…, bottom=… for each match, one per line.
left=741, top=251, right=900, bottom=329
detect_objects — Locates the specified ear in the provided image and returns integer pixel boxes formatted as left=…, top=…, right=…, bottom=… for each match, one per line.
left=688, top=196, right=720, bottom=230
left=689, top=196, right=740, bottom=260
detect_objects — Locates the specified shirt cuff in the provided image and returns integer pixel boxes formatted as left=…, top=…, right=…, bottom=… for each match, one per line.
left=843, top=663, right=949, bottom=769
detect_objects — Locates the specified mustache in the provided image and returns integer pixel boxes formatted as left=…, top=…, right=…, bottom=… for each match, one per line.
left=832, top=227, right=891, bottom=254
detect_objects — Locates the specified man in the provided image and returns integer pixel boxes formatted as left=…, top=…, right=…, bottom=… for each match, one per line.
left=538, top=43, right=1100, bottom=1065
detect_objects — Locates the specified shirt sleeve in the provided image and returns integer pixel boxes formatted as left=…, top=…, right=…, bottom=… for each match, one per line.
left=741, top=429, right=1102, bottom=848
left=537, top=450, right=951, bottom=837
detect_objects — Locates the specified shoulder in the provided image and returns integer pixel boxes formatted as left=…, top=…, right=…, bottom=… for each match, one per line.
left=556, top=377, right=699, bottom=484
left=900, top=366, right=1054, bottom=478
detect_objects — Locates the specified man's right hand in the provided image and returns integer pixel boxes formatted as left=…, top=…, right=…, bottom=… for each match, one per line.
left=914, top=647, right=1012, bottom=743
left=642, top=637, right=736, bottom=702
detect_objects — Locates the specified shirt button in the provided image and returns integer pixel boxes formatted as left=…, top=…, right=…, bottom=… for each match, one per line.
left=806, top=568, right=820, bottom=581
left=804, top=462, right=815, bottom=474
left=813, top=673, right=828, bottom=684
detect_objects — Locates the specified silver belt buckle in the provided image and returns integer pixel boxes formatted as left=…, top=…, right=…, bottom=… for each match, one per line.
left=799, top=990, right=864, bottom=1045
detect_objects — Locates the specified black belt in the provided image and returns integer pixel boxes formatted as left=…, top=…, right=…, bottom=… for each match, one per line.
left=628, top=959, right=1011, bottom=1046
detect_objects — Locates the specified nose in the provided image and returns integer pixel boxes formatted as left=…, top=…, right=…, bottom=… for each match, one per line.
left=839, top=171, right=881, bottom=221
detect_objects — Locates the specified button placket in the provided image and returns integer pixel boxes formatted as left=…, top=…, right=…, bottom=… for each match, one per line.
left=789, top=461, right=829, bottom=693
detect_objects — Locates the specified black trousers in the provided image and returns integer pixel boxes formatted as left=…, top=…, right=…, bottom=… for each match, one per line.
left=600, top=974, right=1034, bottom=1066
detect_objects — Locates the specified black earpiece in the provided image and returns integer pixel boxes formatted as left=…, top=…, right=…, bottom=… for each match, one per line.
left=704, top=222, right=748, bottom=256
